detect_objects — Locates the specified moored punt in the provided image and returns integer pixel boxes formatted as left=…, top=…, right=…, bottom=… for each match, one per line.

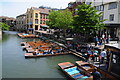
left=24, top=52, right=68, bottom=58
left=26, top=48, right=35, bottom=53
left=18, top=33, right=37, bottom=38
left=76, top=61, right=95, bottom=73
left=58, top=62, right=93, bottom=80
left=22, top=46, right=30, bottom=50
left=76, top=61, right=118, bottom=80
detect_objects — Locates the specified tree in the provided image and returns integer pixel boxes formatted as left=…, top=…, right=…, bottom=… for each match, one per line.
left=73, top=3, right=105, bottom=34
left=46, top=11, right=59, bottom=28
left=47, top=9, right=73, bottom=29
left=0, top=22, right=10, bottom=30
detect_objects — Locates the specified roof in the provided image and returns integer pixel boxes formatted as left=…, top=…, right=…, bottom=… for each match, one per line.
left=16, top=14, right=26, bottom=18
left=0, top=16, right=15, bottom=20
left=31, top=7, right=50, bottom=14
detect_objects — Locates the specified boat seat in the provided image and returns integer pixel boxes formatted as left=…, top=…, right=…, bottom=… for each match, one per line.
left=68, top=70, right=80, bottom=75
left=73, top=74, right=83, bottom=79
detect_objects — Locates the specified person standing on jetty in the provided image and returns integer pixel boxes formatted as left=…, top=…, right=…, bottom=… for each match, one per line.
left=100, top=49, right=106, bottom=64
left=102, top=34, right=105, bottom=44
left=95, top=36, right=99, bottom=46
left=91, top=68, right=101, bottom=80
left=93, top=49, right=99, bottom=62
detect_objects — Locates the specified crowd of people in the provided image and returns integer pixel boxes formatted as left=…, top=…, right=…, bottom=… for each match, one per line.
left=94, top=34, right=111, bottom=46
left=85, top=48, right=111, bottom=65
left=66, top=41, right=111, bottom=66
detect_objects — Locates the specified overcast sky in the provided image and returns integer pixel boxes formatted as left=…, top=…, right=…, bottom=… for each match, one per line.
left=0, top=0, right=75, bottom=18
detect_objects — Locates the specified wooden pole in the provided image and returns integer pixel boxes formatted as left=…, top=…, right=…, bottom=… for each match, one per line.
left=108, top=53, right=112, bottom=72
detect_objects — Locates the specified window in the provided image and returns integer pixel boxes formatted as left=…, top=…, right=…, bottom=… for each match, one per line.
left=108, top=2, right=117, bottom=10
left=46, top=15, right=48, bottom=19
left=109, top=14, right=114, bottom=21
left=31, top=13, right=32, bottom=18
left=43, top=21, right=45, bottom=24
left=27, top=20, right=29, bottom=23
left=44, top=15, right=46, bottom=19
left=22, top=21, right=23, bottom=24
left=35, top=13, right=38, bottom=18
left=96, top=5, right=104, bottom=11
left=43, top=15, right=45, bottom=19
left=68, top=4, right=72, bottom=7
left=100, top=5, right=104, bottom=11
left=40, top=20, right=42, bottom=24
left=96, top=6, right=99, bottom=11
left=86, top=2, right=91, bottom=5
left=27, top=14, right=28, bottom=18
left=35, top=19, right=38, bottom=24
left=40, top=14, right=42, bottom=19
left=99, top=15, right=103, bottom=20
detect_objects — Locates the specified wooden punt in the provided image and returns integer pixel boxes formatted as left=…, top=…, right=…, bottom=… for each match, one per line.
left=76, top=61, right=95, bottom=73
left=24, top=52, right=68, bottom=58
left=22, top=46, right=30, bottom=50
left=18, top=33, right=37, bottom=38
left=58, top=62, right=93, bottom=80
left=26, top=48, right=35, bottom=53
left=76, top=61, right=118, bottom=80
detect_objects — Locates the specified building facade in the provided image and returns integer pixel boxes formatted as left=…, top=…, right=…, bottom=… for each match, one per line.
left=16, top=14, right=26, bottom=32
left=91, top=0, right=120, bottom=40
left=73, top=0, right=120, bottom=40
left=26, top=7, right=50, bottom=33
left=0, top=16, right=16, bottom=30
left=67, top=1, right=82, bottom=15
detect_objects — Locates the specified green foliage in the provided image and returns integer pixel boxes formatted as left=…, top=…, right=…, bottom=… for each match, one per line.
left=47, top=9, right=73, bottom=29
left=0, top=22, right=10, bottom=30
left=73, top=3, right=105, bottom=33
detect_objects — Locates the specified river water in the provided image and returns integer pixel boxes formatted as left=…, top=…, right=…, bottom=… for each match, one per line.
left=2, top=31, right=83, bottom=79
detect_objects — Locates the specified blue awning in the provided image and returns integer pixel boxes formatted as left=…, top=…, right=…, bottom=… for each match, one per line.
left=27, top=22, right=33, bottom=25
left=41, top=25, right=49, bottom=28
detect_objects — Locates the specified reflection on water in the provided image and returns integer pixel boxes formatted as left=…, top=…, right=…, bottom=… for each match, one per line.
left=2, top=31, right=82, bottom=78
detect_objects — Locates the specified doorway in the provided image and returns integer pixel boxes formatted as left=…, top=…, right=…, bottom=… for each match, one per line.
left=35, top=25, right=38, bottom=30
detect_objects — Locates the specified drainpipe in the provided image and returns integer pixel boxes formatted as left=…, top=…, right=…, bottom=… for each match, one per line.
left=102, top=0, right=105, bottom=36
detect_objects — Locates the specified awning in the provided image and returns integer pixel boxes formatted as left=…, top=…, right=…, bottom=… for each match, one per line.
left=66, top=38, right=74, bottom=40
left=27, top=22, right=33, bottom=25
left=41, top=25, right=49, bottom=28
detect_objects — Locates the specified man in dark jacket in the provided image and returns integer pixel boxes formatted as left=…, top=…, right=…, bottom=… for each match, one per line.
left=91, top=68, right=101, bottom=80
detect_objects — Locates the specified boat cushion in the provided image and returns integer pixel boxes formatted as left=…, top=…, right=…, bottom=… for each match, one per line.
left=73, top=74, right=83, bottom=78
left=64, top=67, right=78, bottom=72
left=68, top=70, right=80, bottom=75
left=68, top=71, right=75, bottom=75
left=64, top=68, right=72, bottom=72
left=71, top=67, right=77, bottom=70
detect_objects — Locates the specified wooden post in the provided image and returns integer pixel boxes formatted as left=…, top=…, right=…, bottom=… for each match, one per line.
left=108, top=53, right=112, bottom=72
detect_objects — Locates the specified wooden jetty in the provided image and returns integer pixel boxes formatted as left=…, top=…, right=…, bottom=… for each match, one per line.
left=25, top=52, right=68, bottom=58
